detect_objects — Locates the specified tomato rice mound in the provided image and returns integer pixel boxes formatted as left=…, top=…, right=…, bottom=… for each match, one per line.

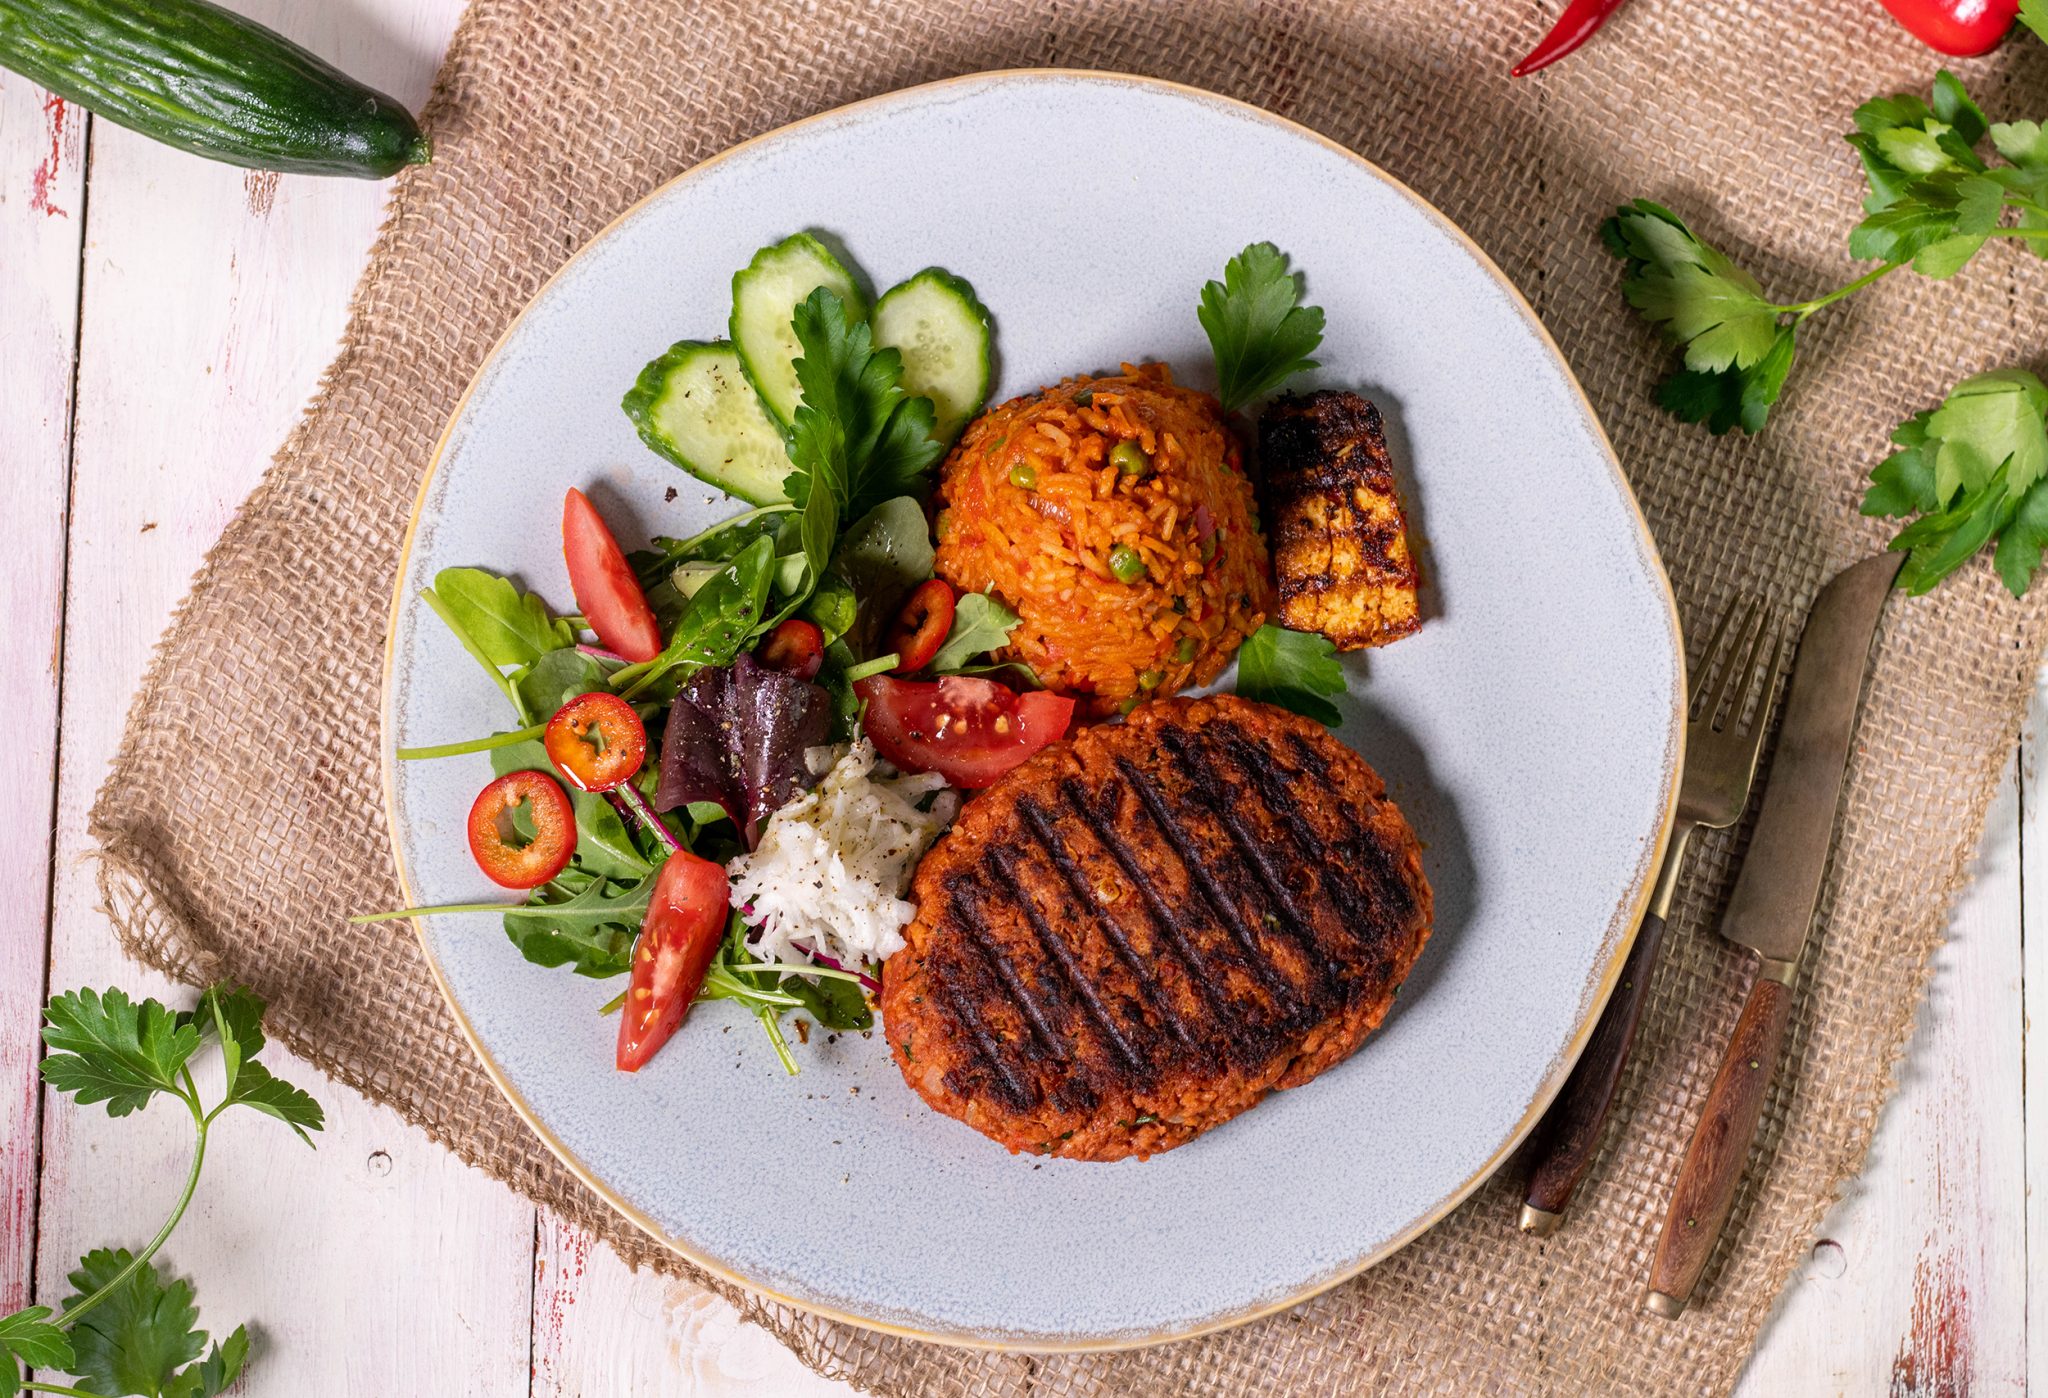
left=933, top=364, right=1273, bottom=716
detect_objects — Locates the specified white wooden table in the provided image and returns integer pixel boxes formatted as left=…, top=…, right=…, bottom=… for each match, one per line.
left=2, top=7, right=2037, bottom=1393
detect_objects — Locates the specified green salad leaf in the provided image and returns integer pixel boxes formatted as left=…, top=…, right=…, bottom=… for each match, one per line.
left=422, top=567, right=578, bottom=712
left=510, top=647, right=608, bottom=726
left=502, top=871, right=656, bottom=977
left=612, top=534, right=777, bottom=699
left=1198, top=242, right=1325, bottom=414
left=829, top=495, right=936, bottom=660
left=929, top=591, right=1020, bottom=673
left=1233, top=624, right=1347, bottom=726
left=1862, top=369, right=2048, bottom=595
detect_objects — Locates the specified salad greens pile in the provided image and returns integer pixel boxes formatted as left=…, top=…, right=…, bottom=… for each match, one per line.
left=2, top=985, right=321, bottom=1398
left=1610, top=70, right=2047, bottom=438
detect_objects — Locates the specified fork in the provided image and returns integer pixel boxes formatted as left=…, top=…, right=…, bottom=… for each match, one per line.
left=1517, top=595, right=1784, bottom=1235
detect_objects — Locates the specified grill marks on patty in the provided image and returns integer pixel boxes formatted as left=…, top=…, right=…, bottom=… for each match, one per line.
left=882, top=696, right=1433, bottom=1160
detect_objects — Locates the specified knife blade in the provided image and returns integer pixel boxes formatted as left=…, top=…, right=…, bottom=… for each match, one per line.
left=1643, top=549, right=1901, bottom=1319
left=1714, top=550, right=1902, bottom=968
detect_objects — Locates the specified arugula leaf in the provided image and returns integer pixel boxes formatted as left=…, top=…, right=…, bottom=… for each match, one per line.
left=422, top=569, right=576, bottom=713
left=1197, top=242, right=1325, bottom=413
left=1234, top=624, right=1347, bottom=726
left=62, top=1249, right=216, bottom=1398
left=800, top=572, right=858, bottom=647
left=929, top=592, right=1020, bottom=673
left=613, top=534, right=777, bottom=699
left=1862, top=370, right=2048, bottom=595
left=0, top=1307, right=74, bottom=1398
left=40, top=989, right=202, bottom=1118
left=783, top=288, right=944, bottom=523
left=501, top=872, right=655, bottom=977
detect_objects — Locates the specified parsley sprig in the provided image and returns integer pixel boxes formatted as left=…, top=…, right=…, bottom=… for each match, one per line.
left=1612, top=72, right=2048, bottom=435
left=1198, top=242, right=1326, bottom=413
left=1235, top=623, right=1348, bottom=726
left=1863, top=370, right=2048, bottom=596
left=2, top=985, right=322, bottom=1397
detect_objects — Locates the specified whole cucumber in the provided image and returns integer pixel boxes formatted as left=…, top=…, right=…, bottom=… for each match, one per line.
left=0, top=0, right=430, bottom=179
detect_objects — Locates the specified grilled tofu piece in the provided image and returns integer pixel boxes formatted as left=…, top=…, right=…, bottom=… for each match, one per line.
left=1257, top=391, right=1420, bottom=650
left=880, top=695, right=1433, bottom=1162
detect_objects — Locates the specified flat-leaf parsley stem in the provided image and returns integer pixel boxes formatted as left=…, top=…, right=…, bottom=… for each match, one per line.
left=58, top=1075, right=208, bottom=1330
left=1771, top=261, right=1906, bottom=317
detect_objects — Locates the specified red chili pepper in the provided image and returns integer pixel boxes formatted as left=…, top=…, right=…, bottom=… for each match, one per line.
left=1874, top=0, right=2017, bottom=56
left=1511, top=0, right=1634, bottom=77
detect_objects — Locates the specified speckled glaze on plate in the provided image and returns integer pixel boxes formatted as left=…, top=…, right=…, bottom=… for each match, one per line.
left=382, top=71, right=1683, bottom=1351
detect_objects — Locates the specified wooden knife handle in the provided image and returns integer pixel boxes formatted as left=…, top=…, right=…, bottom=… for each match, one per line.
left=1519, top=909, right=1670, bottom=1234
left=1645, top=968, right=1795, bottom=1318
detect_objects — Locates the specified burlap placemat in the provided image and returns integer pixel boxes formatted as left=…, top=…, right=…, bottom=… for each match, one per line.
left=86, top=1, right=2048, bottom=1392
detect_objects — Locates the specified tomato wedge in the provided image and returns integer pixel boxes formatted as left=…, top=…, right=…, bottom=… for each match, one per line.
left=544, top=691, right=647, bottom=792
left=617, top=851, right=731, bottom=1072
left=466, top=770, right=576, bottom=889
left=885, top=579, right=956, bottom=673
left=855, top=675, right=1075, bottom=789
left=562, top=487, right=662, bottom=663
left=756, top=617, right=825, bottom=680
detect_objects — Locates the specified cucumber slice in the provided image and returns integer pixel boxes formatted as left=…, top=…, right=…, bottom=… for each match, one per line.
left=871, top=268, right=992, bottom=446
left=729, top=234, right=865, bottom=428
left=621, top=340, right=791, bottom=506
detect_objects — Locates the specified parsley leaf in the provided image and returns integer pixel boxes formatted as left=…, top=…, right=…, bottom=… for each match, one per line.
left=1862, top=370, right=2048, bottom=595
left=783, top=288, right=944, bottom=524
left=1197, top=242, right=1326, bottom=413
left=0, top=1307, right=74, bottom=1398
left=216, top=1061, right=324, bottom=1144
left=1605, top=201, right=1798, bottom=434
left=40, top=989, right=201, bottom=1119
left=1234, top=624, right=1347, bottom=726
left=61, top=1250, right=236, bottom=1398
left=2022, top=0, right=2047, bottom=44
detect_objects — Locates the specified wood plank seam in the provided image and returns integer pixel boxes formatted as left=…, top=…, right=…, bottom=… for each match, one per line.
left=20, top=103, right=93, bottom=1327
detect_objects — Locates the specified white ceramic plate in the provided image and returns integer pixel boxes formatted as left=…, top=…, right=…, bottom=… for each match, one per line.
left=383, top=71, right=1682, bottom=1350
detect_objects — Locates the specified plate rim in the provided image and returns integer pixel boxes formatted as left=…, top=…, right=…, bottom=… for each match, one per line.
left=378, top=66, right=1685, bottom=1353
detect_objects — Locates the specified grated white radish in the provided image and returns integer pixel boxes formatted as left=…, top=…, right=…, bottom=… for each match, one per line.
left=727, top=740, right=959, bottom=970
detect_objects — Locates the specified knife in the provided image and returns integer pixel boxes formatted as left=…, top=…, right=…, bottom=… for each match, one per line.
left=1642, top=551, right=1902, bottom=1319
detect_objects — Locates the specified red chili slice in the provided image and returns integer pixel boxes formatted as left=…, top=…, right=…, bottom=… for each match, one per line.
left=562, top=487, right=663, bottom=663
left=756, top=617, right=825, bottom=680
left=885, top=579, right=957, bottom=674
left=616, top=851, right=731, bottom=1073
left=544, top=691, right=648, bottom=792
left=466, top=770, right=576, bottom=889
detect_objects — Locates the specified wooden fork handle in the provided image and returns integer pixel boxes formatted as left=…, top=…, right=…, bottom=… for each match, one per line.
left=1519, top=909, right=1669, bottom=1235
left=1644, top=965, right=1795, bottom=1318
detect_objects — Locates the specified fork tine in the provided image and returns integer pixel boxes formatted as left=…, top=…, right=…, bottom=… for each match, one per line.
left=1710, top=605, right=1773, bottom=732
left=1737, top=631, right=1792, bottom=738
left=1687, top=596, right=1749, bottom=713
left=1695, top=597, right=1764, bottom=726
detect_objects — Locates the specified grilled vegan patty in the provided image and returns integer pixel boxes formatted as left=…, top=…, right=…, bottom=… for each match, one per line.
left=879, top=695, right=1432, bottom=1161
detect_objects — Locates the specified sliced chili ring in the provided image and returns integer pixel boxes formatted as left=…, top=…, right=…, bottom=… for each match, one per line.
left=543, top=691, right=648, bottom=793
left=885, top=579, right=957, bottom=674
left=756, top=617, right=825, bottom=680
left=466, top=770, right=576, bottom=889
